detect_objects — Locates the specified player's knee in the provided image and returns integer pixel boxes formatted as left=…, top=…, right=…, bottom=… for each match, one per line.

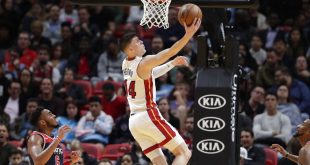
left=173, top=144, right=191, bottom=160
left=184, top=147, right=192, bottom=160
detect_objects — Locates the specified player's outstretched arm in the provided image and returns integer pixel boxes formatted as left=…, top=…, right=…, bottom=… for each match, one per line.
left=153, top=56, right=189, bottom=78
left=138, top=18, right=201, bottom=79
left=27, top=125, right=71, bottom=164
left=271, top=144, right=299, bottom=163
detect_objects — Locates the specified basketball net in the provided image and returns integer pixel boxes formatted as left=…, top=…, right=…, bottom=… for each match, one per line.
left=140, top=0, right=171, bottom=29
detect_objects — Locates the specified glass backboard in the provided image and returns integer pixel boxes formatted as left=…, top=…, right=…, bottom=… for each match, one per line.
left=73, top=0, right=256, bottom=8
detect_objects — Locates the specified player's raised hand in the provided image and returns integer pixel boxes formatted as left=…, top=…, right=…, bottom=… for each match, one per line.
left=172, top=56, right=189, bottom=66
left=271, top=144, right=287, bottom=157
left=57, top=125, right=71, bottom=140
left=184, top=18, right=201, bottom=37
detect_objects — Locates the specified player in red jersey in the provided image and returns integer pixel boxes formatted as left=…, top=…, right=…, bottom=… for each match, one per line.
left=121, top=18, right=201, bottom=165
left=27, top=107, right=80, bottom=165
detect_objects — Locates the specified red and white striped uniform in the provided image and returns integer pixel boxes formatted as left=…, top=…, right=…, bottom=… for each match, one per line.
left=122, top=57, right=184, bottom=160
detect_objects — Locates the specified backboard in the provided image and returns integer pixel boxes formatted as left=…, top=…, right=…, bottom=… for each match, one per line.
left=74, top=0, right=256, bottom=8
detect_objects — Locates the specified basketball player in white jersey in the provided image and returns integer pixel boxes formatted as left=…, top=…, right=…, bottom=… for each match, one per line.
left=272, top=119, right=310, bottom=165
left=120, top=18, right=201, bottom=165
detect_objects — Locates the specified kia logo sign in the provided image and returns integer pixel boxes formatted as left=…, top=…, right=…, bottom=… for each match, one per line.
left=196, top=139, right=225, bottom=154
left=198, top=94, right=226, bottom=109
left=197, top=117, right=225, bottom=132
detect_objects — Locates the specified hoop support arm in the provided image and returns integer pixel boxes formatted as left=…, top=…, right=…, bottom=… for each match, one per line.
left=73, top=0, right=256, bottom=8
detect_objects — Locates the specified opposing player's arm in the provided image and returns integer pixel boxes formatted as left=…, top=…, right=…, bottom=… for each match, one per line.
left=27, top=134, right=61, bottom=165
left=138, top=19, right=201, bottom=79
left=299, top=146, right=310, bottom=165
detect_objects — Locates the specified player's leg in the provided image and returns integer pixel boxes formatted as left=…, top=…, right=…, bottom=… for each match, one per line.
left=146, top=148, right=168, bottom=165
left=171, top=142, right=192, bottom=165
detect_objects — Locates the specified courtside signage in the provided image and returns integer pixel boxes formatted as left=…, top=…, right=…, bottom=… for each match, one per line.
left=197, top=117, right=225, bottom=132
left=198, top=94, right=226, bottom=109
left=196, top=139, right=225, bottom=154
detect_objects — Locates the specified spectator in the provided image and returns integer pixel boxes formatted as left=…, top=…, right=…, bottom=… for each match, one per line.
left=240, top=128, right=265, bottom=165
left=157, top=97, right=180, bottom=130
left=181, top=113, right=194, bottom=149
left=37, top=78, right=65, bottom=116
left=9, top=149, right=28, bottom=165
left=30, top=20, right=52, bottom=50
left=59, top=0, right=79, bottom=26
left=126, top=6, right=143, bottom=23
left=74, top=7, right=99, bottom=39
left=238, top=113, right=253, bottom=130
left=273, top=39, right=295, bottom=71
left=276, top=84, right=303, bottom=134
left=56, top=68, right=87, bottom=108
left=50, top=43, right=68, bottom=73
left=169, top=81, right=193, bottom=117
left=155, top=7, right=185, bottom=48
left=55, top=100, right=80, bottom=143
left=60, top=21, right=75, bottom=58
left=156, top=73, right=174, bottom=100
left=3, top=47, right=25, bottom=80
left=129, top=141, right=150, bottom=165
left=293, top=55, right=310, bottom=87
left=109, top=103, right=133, bottom=144
left=242, top=86, right=265, bottom=120
left=0, top=62, right=11, bottom=99
left=253, top=92, right=291, bottom=147
left=0, top=123, right=17, bottom=165
left=256, top=48, right=281, bottom=89
left=1, top=81, right=26, bottom=124
left=67, top=36, right=98, bottom=80
left=287, top=28, right=308, bottom=59
left=0, top=0, right=21, bottom=37
left=13, top=32, right=37, bottom=68
left=42, top=5, right=62, bottom=44
left=76, top=96, right=114, bottom=145
left=19, top=68, right=39, bottom=99
left=247, top=4, right=268, bottom=31
left=30, top=44, right=61, bottom=84
left=96, top=37, right=126, bottom=83
left=97, top=158, right=113, bottom=165
left=116, top=154, right=134, bottom=165
left=19, top=3, right=46, bottom=33
left=232, top=9, right=256, bottom=46
left=258, top=13, right=285, bottom=49
left=249, top=35, right=266, bottom=66
left=239, top=43, right=258, bottom=72
left=101, top=82, right=127, bottom=120
left=11, top=98, right=38, bottom=140
left=274, top=67, right=310, bottom=116
left=240, top=147, right=252, bottom=165
left=146, top=35, right=165, bottom=55
left=70, top=139, right=98, bottom=165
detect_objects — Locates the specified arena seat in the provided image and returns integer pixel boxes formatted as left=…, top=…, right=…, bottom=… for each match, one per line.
left=100, top=143, right=132, bottom=160
left=73, top=80, right=93, bottom=98
left=93, top=80, right=123, bottom=95
left=264, top=147, right=278, bottom=165
left=8, top=140, right=23, bottom=147
left=81, top=143, right=103, bottom=159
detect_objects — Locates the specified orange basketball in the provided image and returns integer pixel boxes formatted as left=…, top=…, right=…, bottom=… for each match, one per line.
left=178, top=3, right=203, bottom=26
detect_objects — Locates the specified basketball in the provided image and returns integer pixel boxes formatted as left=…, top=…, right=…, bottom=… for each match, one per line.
left=178, top=3, right=202, bottom=26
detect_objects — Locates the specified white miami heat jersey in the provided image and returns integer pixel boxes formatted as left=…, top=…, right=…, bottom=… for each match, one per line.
left=122, top=57, right=157, bottom=112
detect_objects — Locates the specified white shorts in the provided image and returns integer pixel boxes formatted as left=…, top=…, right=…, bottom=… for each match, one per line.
left=129, top=108, right=184, bottom=160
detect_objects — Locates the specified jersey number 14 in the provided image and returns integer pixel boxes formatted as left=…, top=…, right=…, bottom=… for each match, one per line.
left=125, top=80, right=136, bottom=98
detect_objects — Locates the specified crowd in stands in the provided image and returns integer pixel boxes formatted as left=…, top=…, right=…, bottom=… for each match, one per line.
left=0, top=0, right=309, bottom=164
